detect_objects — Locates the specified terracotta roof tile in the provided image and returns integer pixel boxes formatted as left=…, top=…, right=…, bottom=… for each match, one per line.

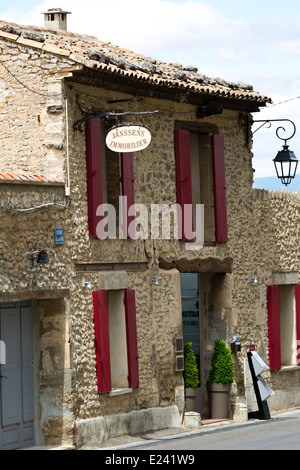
left=0, top=173, right=65, bottom=184
left=0, top=19, right=272, bottom=106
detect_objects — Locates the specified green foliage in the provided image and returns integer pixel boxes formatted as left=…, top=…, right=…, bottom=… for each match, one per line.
left=207, top=339, right=234, bottom=384
left=183, top=342, right=199, bottom=388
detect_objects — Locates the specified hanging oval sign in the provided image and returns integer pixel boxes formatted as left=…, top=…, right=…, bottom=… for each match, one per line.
left=105, top=122, right=151, bottom=153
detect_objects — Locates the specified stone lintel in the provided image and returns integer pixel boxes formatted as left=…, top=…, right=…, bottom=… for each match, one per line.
left=272, top=271, right=298, bottom=285
left=158, top=256, right=233, bottom=274
left=0, top=289, right=70, bottom=302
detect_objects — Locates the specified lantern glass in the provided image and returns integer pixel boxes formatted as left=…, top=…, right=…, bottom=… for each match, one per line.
left=273, top=145, right=298, bottom=186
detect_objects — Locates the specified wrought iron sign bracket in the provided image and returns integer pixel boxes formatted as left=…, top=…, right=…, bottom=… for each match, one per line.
left=73, top=110, right=160, bottom=133
left=246, top=116, right=296, bottom=147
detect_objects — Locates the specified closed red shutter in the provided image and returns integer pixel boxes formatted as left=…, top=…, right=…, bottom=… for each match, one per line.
left=86, top=117, right=104, bottom=238
left=295, top=284, right=300, bottom=366
left=174, top=129, right=194, bottom=241
left=212, top=134, right=228, bottom=243
left=120, top=153, right=135, bottom=238
left=268, top=285, right=281, bottom=370
left=93, top=291, right=112, bottom=393
left=124, top=289, right=139, bottom=388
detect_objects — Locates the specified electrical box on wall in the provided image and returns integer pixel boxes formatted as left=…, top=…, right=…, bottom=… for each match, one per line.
left=174, top=336, right=183, bottom=354
left=174, top=336, right=184, bottom=371
left=175, top=355, right=184, bottom=372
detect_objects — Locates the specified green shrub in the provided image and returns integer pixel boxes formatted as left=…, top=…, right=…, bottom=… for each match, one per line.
left=183, top=342, right=199, bottom=388
left=207, top=339, right=234, bottom=384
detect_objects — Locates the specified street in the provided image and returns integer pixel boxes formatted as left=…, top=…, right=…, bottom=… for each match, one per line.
left=124, top=410, right=300, bottom=451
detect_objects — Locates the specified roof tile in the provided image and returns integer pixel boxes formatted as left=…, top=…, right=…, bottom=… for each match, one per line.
left=0, top=19, right=272, bottom=105
left=0, top=173, right=65, bottom=184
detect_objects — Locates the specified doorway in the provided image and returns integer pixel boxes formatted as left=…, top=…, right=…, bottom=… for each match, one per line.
left=0, top=302, right=34, bottom=449
left=180, top=273, right=202, bottom=413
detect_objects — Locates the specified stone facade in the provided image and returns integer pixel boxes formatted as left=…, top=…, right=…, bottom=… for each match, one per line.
left=0, top=18, right=299, bottom=449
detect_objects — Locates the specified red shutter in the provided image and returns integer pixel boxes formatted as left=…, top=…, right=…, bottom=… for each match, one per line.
left=124, top=289, right=139, bottom=388
left=212, top=134, right=228, bottom=243
left=268, top=285, right=281, bottom=370
left=120, top=153, right=135, bottom=238
left=174, top=129, right=194, bottom=241
left=295, top=284, right=300, bottom=366
left=93, top=291, right=111, bottom=393
left=86, top=117, right=104, bottom=238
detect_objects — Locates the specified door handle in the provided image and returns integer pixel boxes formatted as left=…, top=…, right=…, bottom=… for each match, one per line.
left=0, top=375, right=7, bottom=379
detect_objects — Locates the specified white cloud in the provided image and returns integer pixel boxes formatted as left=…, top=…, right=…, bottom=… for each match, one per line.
left=277, top=40, right=300, bottom=57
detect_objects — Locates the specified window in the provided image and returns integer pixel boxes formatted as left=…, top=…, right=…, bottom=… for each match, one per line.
left=174, top=129, right=227, bottom=243
left=48, top=14, right=55, bottom=21
left=93, top=289, right=139, bottom=393
left=268, top=284, right=300, bottom=369
left=85, top=117, right=135, bottom=239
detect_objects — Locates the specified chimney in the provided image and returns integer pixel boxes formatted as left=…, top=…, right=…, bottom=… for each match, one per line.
left=42, top=8, right=71, bottom=32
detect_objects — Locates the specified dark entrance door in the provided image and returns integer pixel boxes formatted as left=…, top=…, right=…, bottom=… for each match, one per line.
left=180, top=273, right=202, bottom=412
left=0, top=302, right=34, bottom=449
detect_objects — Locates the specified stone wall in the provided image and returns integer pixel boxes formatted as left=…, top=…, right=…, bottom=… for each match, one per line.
left=1, top=36, right=300, bottom=446
left=0, top=37, right=80, bottom=179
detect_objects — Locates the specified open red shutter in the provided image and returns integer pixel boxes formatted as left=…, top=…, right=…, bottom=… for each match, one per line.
left=174, top=129, right=193, bottom=241
left=124, top=289, right=139, bottom=388
left=295, top=284, right=300, bottom=366
left=86, top=117, right=103, bottom=238
left=212, top=134, right=228, bottom=243
left=93, top=291, right=111, bottom=393
left=120, top=153, right=135, bottom=238
left=268, top=285, right=281, bottom=370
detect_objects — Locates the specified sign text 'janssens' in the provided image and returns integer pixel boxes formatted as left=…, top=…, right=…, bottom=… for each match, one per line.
left=106, top=123, right=151, bottom=153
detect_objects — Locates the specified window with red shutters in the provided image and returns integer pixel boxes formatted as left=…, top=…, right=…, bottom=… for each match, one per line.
left=294, top=284, right=300, bottom=366
left=93, top=290, right=111, bottom=393
left=212, top=134, right=228, bottom=243
left=124, top=289, right=139, bottom=388
left=120, top=153, right=135, bottom=239
left=85, top=120, right=135, bottom=239
left=267, top=285, right=281, bottom=371
left=174, top=129, right=193, bottom=241
left=174, top=129, right=227, bottom=243
left=93, top=289, right=139, bottom=393
left=85, top=117, right=104, bottom=238
left=268, top=283, right=300, bottom=370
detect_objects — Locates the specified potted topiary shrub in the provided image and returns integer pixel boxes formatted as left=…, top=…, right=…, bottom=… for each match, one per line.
left=207, top=339, right=234, bottom=419
left=183, top=341, right=200, bottom=411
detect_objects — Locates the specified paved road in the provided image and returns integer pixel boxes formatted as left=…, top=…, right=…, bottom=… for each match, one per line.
left=126, top=411, right=300, bottom=451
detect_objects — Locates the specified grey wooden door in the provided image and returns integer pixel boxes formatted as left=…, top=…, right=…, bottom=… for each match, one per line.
left=0, top=303, right=34, bottom=449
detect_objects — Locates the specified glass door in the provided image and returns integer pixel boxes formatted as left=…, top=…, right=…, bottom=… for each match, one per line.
left=180, top=273, right=200, bottom=386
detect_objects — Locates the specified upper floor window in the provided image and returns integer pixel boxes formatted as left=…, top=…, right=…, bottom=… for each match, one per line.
left=85, top=117, right=135, bottom=239
left=174, top=128, right=227, bottom=244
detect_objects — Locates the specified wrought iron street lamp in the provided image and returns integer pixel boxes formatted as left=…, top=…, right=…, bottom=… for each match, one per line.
left=247, top=118, right=298, bottom=186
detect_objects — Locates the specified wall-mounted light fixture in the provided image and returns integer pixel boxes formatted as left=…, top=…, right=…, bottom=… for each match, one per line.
left=249, top=275, right=258, bottom=284
left=247, top=117, right=298, bottom=186
left=83, top=279, right=93, bottom=289
left=150, top=277, right=159, bottom=286
left=29, top=249, right=49, bottom=268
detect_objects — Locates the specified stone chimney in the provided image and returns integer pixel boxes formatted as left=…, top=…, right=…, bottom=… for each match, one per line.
left=42, top=8, right=71, bottom=32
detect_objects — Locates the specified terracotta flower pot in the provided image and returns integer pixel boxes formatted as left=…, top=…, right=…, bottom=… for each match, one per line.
left=207, top=383, right=231, bottom=419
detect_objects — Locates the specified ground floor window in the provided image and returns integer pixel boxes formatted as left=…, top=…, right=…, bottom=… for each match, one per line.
left=93, top=289, right=139, bottom=393
left=268, top=284, right=300, bottom=369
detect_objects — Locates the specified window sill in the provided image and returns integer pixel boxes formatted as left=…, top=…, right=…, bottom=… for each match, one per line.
left=108, top=388, right=133, bottom=397
left=280, top=365, right=300, bottom=371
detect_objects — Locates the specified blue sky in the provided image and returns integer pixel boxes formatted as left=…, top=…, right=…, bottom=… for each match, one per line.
left=1, top=0, right=300, bottom=182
